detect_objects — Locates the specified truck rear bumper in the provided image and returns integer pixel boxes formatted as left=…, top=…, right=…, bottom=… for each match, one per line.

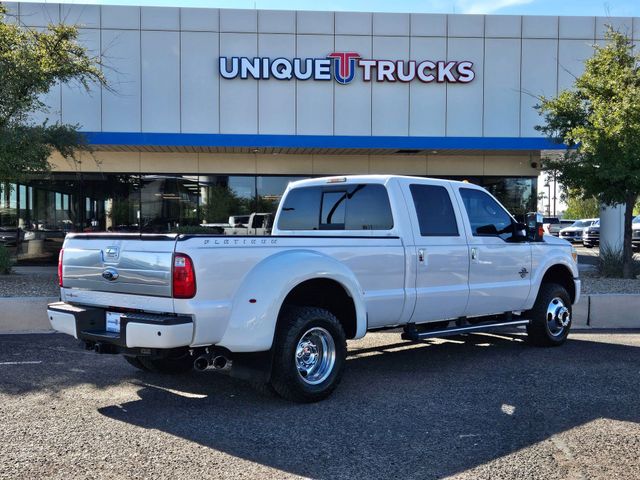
left=47, top=302, right=194, bottom=350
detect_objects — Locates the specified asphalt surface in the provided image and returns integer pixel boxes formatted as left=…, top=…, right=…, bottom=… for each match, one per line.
left=1, top=331, right=639, bottom=480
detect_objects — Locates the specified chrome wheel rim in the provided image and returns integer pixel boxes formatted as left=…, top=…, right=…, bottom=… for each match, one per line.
left=295, top=327, right=336, bottom=385
left=546, top=297, right=571, bottom=336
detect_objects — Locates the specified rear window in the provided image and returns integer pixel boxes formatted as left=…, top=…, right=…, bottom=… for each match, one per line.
left=277, top=187, right=321, bottom=230
left=278, top=184, right=393, bottom=231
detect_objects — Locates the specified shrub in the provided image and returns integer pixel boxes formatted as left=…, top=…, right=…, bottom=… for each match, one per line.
left=0, top=244, right=12, bottom=274
left=597, top=244, right=639, bottom=278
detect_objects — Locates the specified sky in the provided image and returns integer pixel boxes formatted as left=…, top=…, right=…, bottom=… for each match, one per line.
left=12, top=0, right=640, bottom=17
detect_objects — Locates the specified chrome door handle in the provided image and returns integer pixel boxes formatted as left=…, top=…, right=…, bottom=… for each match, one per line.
left=418, top=249, right=425, bottom=263
left=471, top=248, right=478, bottom=261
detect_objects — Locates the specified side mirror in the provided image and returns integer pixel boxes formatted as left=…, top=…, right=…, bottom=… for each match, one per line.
left=512, top=222, right=528, bottom=240
left=525, top=212, right=544, bottom=242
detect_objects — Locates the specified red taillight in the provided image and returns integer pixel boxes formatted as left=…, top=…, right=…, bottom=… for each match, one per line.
left=172, top=253, right=196, bottom=299
left=538, top=224, right=545, bottom=238
left=58, top=248, right=64, bottom=287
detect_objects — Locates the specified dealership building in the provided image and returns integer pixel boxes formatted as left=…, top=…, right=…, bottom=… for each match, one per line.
left=2, top=2, right=637, bottom=262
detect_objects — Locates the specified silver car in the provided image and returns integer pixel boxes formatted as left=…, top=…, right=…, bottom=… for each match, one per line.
left=560, top=219, right=598, bottom=243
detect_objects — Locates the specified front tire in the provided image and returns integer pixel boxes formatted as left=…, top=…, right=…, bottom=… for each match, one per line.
left=526, top=283, right=572, bottom=347
left=270, top=307, right=347, bottom=403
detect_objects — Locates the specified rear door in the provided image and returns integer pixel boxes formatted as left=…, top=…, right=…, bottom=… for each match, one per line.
left=454, top=187, right=532, bottom=317
left=62, top=235, right=177, bottom=297
left=401, top=181, right=470, bottom=323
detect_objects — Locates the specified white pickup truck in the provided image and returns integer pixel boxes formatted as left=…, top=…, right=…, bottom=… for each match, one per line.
left=48, top=175, right=580, bottom=402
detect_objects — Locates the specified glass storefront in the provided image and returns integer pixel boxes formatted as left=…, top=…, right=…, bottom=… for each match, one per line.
left=0, top=173, right=536, bottom=264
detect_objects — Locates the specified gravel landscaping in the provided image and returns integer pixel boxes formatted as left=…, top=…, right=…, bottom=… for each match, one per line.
left=580, top=273, right=640, bottom=295
left=0, top=270, right=58, bottom=297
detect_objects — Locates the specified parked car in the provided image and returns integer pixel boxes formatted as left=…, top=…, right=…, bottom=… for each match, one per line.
left=559, top=218, right=598, bottom=243
left=583, top=220, right=600, bottom=248
left=48, top=175, right=580, bottom=402
left=548, top=219, right=574, bottom=237
left=223, top=213, right=273, bottom=236
left=228, top=215, right=250, bottom=227
left=200, top=215, right=252, bottom=234
left=633, top=215, right=640, bottom=250
left=542, top=217, right=559, bottom=235
left=0, top=227, right=36, bottom=246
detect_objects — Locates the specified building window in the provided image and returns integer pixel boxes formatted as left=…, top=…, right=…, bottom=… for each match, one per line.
left=81, top=174, right=140, bottom=232
left=8, top=171, right=536, bottom=264
left=199, top=175, right=255, bottom=226
left=140, top=175, right=200, bottom=232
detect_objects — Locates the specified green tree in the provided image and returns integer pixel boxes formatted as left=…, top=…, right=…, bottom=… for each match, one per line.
left=537, top=27, right=640, bottom=278
left=563, top=191, right=600, bottom=220
left=200, top=185, right=247, bottom=223
left=0, top=4, right=105, bottom=183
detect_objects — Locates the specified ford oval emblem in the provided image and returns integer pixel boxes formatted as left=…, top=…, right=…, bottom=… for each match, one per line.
left=102, top=268, right=119, bottom=281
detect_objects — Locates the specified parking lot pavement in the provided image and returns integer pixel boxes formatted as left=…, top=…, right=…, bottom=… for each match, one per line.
left=1, top=332, right=639, bottom=480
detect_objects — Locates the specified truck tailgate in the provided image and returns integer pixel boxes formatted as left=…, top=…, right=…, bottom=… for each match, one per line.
left=62, top=235, right=177, bottom=297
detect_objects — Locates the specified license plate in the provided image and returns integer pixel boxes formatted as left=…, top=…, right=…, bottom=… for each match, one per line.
left=106, top=312, right=122, bottom=333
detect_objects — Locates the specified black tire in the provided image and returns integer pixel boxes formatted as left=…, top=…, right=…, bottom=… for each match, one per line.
left=135, top=352, right=194, bottom=374
left=270, top=306, right=347, bottom=403
left=123, top=355, right=149, bottom=371
left=526, top=283, right=572, bottom=347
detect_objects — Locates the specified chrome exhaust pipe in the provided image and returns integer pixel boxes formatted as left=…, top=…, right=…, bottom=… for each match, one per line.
left=193, top=355, right=211, bottom=371
left=212, top=355, right=232, bottom=372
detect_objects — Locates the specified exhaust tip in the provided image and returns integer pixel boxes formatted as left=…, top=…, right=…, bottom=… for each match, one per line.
left=212, top=356, right=227, bottom=370
left=193, top=355, right=210, bottom=371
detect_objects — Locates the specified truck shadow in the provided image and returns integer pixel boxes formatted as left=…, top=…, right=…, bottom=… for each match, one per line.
left=95, top=332, right=640, bottom=479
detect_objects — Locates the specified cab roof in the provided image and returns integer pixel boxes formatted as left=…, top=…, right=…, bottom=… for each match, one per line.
left=288, top=174, right=476, bottom=189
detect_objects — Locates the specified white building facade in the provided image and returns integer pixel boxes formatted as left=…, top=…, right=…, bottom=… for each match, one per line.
left=2, top=2, right=637, bottom=261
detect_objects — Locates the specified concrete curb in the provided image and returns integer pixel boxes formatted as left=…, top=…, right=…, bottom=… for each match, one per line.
left=0, top=297, right=58, bottom=334
left=572, top=294, right=640, bottom=329
left=0, top=294, right=638, bottom=334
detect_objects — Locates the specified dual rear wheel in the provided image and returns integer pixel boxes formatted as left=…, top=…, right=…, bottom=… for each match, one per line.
left=268, top=307, right=347, bottom=403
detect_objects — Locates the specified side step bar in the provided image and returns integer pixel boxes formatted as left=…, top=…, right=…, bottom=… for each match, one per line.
left=401, top=319, right=530, bottom=341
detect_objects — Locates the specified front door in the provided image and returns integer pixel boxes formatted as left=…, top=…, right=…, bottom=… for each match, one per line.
left=454, top=187, right=532, bottom=317
left=401, top=181, right=470, bottom=323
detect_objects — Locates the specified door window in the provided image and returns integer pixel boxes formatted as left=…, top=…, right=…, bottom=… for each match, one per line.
left=459, top=188, right=513, bottom=239
left=409, top=184, right=459, bottom=236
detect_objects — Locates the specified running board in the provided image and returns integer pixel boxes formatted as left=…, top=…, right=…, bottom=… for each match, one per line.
left=401, top=319, right=530, bottom=341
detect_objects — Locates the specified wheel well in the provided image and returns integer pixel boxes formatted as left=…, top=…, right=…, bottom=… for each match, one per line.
left=541, top=264, right=576, bottom=303
left=280, top=278, right=357, bottom=339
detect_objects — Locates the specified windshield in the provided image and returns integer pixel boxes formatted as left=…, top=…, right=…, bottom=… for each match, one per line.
left=571, top=220, right=589, bottom=228
left=633, top=216, right=640, bottom=224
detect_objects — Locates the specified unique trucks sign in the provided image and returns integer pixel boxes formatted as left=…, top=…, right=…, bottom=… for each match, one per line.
left=219, top=52, right=475, bottom=84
